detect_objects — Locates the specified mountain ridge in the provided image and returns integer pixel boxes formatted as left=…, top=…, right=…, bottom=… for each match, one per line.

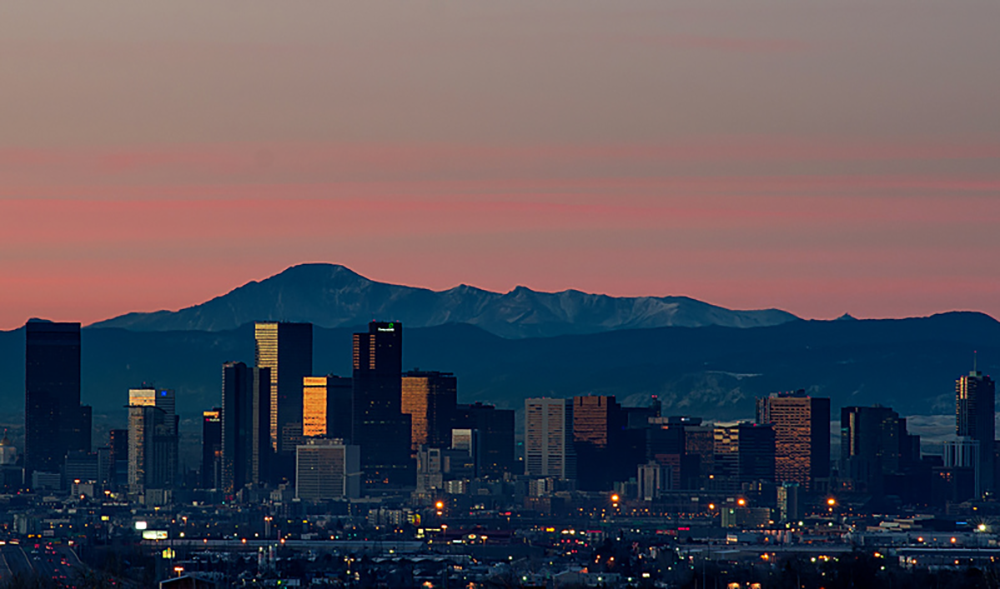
left=90, top=262, right=799, bottom=337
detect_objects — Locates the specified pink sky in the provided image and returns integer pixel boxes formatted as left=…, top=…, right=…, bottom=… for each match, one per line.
left=1, top=1, right=999, bottom=329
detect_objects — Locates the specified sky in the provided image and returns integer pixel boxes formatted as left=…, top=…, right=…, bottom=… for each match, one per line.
left=1, top=0, right=999, bottom=330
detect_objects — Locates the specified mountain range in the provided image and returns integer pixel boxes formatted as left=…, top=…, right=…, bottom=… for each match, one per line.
left=0, top=264, right=993, bottom=449
left=90, top=263, right=798, bottom=338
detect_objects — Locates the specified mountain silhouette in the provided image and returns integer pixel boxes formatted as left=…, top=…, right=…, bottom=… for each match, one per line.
left=90, top=263, right=798, bottom=337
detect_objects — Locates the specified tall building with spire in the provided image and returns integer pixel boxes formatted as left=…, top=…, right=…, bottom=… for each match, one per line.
left=956, top=361, right=995, bottom=496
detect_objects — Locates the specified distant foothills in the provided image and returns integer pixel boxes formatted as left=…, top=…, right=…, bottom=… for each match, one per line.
left=0, top=263, right=997, bottom=422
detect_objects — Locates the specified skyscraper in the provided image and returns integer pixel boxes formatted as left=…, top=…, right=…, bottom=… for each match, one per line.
left=525, top=398, right=576, bottom=480
left=402, top=371, right=457, bottom=450
left=303, top=375, right=353, bottom=439
left=127, top=387, right=179, bottom=494
left=24, top=321, right=90, bottom=480
left=713, top=422, right=775, bottom=488
left=956, top=367, right=995, bottom=495
left=841, top=405, right=905, bottom=495
left=254, top=322, right=313, bottom=456
left=221, top=362, right=271, bottom=494
left=352, top=321, right=412, bottom=487
left=454, top=402, right=516, bottom=477
left=755, top=390, right=830, bottom=491
left=202, top=408, right=222, bottom=489
left=572, top=395, right=626, bottom=490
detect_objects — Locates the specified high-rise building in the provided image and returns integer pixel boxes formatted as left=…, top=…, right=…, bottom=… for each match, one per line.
left=295, top=438, right=361, bottom=501
left=525, top=398, right=576, bottom=480
left=647, top=417, right=703, bottom=490
left=202, top=408, right=222, bottom=489
left=402, top=371, right=457, bottom=451
left=254, top=322, right=313, bottom=456
left=841, top=405, right=912, bottom=495
left=24, top=321, right=90, bottom=480
left=221, top=362, right=271, bottom=494
left=572, top=395, right=627, bottom=490
left=454, top=402, right=516, bottom=477
left=303, top=375, right=353, bottom=439
left=956, top=368, right=995, bottom=495
left=108, top=429, right=128, bottom=489
left=755, top=390, right=830, bottom=491
left=352, top=321, right=412, bottom=487
left=713, top=422, right=775, bottom=488
left=127, top=387, right=179, bottom=494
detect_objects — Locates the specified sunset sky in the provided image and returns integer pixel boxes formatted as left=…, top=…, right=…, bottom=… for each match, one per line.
left=1, top=0, right=999, bottom=330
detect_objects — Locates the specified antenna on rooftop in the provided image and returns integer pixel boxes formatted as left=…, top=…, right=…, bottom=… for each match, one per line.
left=974, top=350, right=978, bottom=372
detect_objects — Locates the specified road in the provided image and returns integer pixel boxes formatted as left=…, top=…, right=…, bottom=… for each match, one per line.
left=0, top=542, right=84, bottom=586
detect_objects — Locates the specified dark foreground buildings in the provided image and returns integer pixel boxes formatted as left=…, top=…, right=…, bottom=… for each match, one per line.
left=24, top=321, right=91, bottom=482
left=352, top=321, right=412, bottom=488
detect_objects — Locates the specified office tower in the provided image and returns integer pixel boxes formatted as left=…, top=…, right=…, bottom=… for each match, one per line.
left=777, top=483, right=801, bottom=523
left=402, top=371, right=457, bottom=451
left=303, top=376, right=353, bottom=439
left=573, top=395, right=627, bottom=490
left=956, top=368, right=995, bottom=495
left=840, top=405, right=911, bottom=495
left=295, top=438, right=361, bottom=501
left=525, top=398, right=576, bottom=480
left=109, top=429, right=129, bottom=489
left=941, top=438, right=980, bottom=502
left=647, top=417, right=704, bottom=490
left=24, top=321, right=90, bottom=480
left=755, top=390, right=830, bottom=491
left=713, top=422, right=775, bottom=488
left=450, top=428, right=480, bottom=477
left=202, top=408, right=222, bottom=489
left=254, top=322, right=313, bottom=456
left=454, top=402, right=516, bottom=477
left=221, top=362, right=271, bottom=494
left=127, top=387, right=179, bottom=495
left=352, top=321, right=412, bottom=487
left=683, top=424, right=716, bottom=487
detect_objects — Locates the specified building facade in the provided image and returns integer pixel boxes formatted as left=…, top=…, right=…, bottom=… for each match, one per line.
left=254, top=322, right=313, bottom=457
left=755, top=390, right=830, bottom=491
left=525, top=398, right=576, bottom=480
left=303, top=375, right=353, bottom=440
left=202, top=408, right=222, bottom=490
left=221, top=362, right=271, bottom=493
left=24, top=321, right=90, bottom=481
left=352, top=321, right=412, bottom=487
left=127, top=388, right=179, bottom=495
left=295, top=438, right=361, bottom=501
left=956, top=369, right=995, bottom=495
left=402, top=371, right=457, bottom=451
